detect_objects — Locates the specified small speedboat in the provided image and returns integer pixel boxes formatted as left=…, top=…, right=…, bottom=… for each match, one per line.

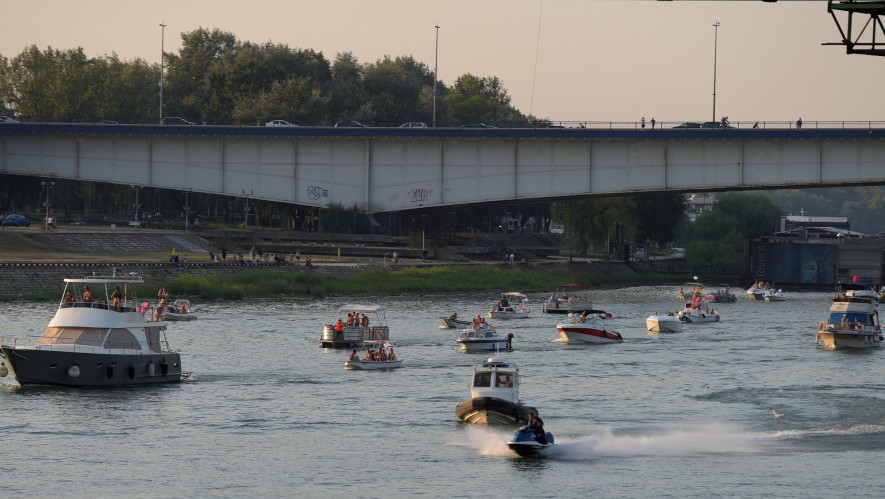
left=487, top=292, right=530, bottom=320
left=557, top=311, right=622, bottom=344
left=677, top=304, right=721, bottom=323
left=439, top=315, right=472, bottom=329
left=763, top=289, right=786, bottom=302
left=161, top=299, right=198, bottom=321
left=456, top=324, right=509, bottom=351
left=710, top=289, right=737, bottom=303
left=507, top=425, right=555, bottom=457
left=646, top=312, right=682, bottom=333
left=455, top=357, right=535, bottom=425
left=345, top=340, right=402, bottom=369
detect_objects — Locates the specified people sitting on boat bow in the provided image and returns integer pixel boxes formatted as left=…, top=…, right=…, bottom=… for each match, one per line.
left=347, top=350, right=360, bottom=361
left=387, top=347, right=396, bottom=361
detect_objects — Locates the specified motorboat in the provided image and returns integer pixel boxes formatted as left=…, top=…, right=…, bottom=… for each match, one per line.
left=507, top=425, right=555, bottom=457
left=344, top=340, right=402, bottom=369
left=816, top=294, right=883, bottom=349
left=487, top=292, right=530, bottom=320
left=319, top=304, right=391, bottom=348
left=455, top=357, right=536, bottom=425
left=763, top=289, right=786, bottom=302
left=710, top=287, right=737, bottom=303
left=557, top=311, right=623, bottom=344
left=160, top=298, right=198, bottom=321
left=456, top=323, right=509, bottom=351
left=646, top=312, right=683, bottom=333
left=746, top=283, right=771, bottom=300
left=837, top=281, right=880, bottom=305
left=677, top=301, right=721, bottom=323
left=439, top=314, right=472, bottom=329
left=0, top=272, right=186, bottom=387
left=542, top=284, right=594, bottom=315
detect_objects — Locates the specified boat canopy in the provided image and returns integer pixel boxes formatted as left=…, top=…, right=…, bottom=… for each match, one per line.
left=501, top=292, right=527, bottom=300
left=339, top=304, right=386, bottom=314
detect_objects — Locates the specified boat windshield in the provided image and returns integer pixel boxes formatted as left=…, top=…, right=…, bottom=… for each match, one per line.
left=473, top=372, right=491, bottom=387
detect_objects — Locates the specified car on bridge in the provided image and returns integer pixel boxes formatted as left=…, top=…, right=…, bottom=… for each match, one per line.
left=1, top=214, right=31, bottom=227
left=0, top=115, right=19, bottom=124
left=460, top=122, right=496, bottom=128
left=334, top=120, right=367, bottom=128
left=160, top=117, right=194, bottom=125
left=701, top=121, right=734, bottom=129
left=673, top=122, right=702, bottom=128
left=399, top=122, right=427, bottom=128
left=266, top=120, right=298, bottom=127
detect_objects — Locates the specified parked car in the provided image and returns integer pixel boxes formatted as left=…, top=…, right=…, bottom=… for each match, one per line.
left=1, top=214, right=30, bottom=227
left=266, top=120, right=298, bottom=127
left=160, top=117, right=193, bottom=125
left=334, top=120, right=367, bottom=128
left=97, top=120, right=119, bottom=125
left=399, top=122, right=427, bottom=128
left=0, top=115, right=20, bottom=124
left=460, top=122, right=495, bottom=128
left=673, top=122, right=702, bottom=128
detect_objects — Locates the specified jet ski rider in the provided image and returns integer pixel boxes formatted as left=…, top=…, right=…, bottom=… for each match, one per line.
left=526, top=411, right=547, bottom=445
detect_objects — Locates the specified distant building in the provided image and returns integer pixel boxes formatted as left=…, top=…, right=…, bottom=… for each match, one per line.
left=781, top=212, right=849, bottom=232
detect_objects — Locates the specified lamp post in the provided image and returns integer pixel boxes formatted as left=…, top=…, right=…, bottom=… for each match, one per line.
left=159, top=22, right=166, bottom=122
left=712, top=21, right=720, bottom=123
left=433, top=23, right=439, bottom=128
left=183, top=189, right=191, bottom=232
left=243, top=189, right=253, bottom=228
left=132, top=185, right=141, bottom=224
left=41, top=180, right=54, bottom=230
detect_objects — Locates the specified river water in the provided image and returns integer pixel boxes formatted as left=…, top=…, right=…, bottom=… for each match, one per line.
left=1, top=287, right=884, bottom=497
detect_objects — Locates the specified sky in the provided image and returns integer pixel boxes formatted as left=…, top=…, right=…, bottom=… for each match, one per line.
left=1, top=0, right=881, bottom=124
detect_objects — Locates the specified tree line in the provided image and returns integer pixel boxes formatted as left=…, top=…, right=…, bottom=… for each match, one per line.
left=0, top=27, right=539, bottom=127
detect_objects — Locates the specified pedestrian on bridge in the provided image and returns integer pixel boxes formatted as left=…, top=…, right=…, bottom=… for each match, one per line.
left=796, top=117, right=803, bottom=130
left=641, top=117, right=646, bottom=130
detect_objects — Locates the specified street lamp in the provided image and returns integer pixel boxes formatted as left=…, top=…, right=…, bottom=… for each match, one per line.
left=41, top=180, right=55, bottom=230
left=433, top=23, right=439, bottom=128
left=183, top=188, right=191, bottom=232
left=243, top=189, right=253, bottom=228
left=131, top=185, right=141, bottom=224
left=712, top=21, right=720, bottom=123
left=159, top=22, right=166, bottom=122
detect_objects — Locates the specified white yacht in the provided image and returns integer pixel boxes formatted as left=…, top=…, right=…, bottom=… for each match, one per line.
left=455, top=357, right=536, bottom=425
left=0, top=273, right=186, bottom=387
left=816, top=294, right=882, bottom=349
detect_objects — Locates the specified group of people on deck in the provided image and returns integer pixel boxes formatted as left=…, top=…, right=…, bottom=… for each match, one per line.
left=347, top=345, right=396, bottom=363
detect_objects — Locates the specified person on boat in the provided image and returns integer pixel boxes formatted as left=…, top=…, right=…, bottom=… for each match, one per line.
left=64, top=292, right=75, bottom=304
left=526, top=412, right=547, bottom=444
left=377, top=348, right=388, bottom=362
left=387, top=347, right=396, bottom=361
left=507, top=333, right=514, bottom=350
left=841, top=314, right=849, bottom=327
left=347, top=350, right=360, bottom=362
left=853, top=273, right=861, bottom=283
left=853, top=318, right=862, bottom=330
left=111, top=286, right=122, bottom=304
left=449, top=313, right=458, bottom=320
left=82, top=285, right=95, bottom=303
left=361, top=314, right=369, bottom=327
left=364, top=349, right=375, bottom=361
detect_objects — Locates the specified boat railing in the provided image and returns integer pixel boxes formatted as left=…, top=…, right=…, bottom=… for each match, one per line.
left=59, top=300, right=167, bottom=322
left=0, top=335, right=173, bottom=354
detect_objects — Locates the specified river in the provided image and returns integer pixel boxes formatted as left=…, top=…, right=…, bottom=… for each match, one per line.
left=1, top=286, right=883, bottom=497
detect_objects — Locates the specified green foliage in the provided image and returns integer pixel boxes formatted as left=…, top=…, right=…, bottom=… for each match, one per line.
left=142, top=265, right=687, bottom=300
left=682, top=193, right=781, bottom=270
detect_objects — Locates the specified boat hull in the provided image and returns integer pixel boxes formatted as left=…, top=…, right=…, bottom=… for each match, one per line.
left=163, top=313, right=198, bottom=321
left=455, top=397, right=533, bottom=425
left=345, top=360, right=403, bottom=370
left=557, top=326, right=622, bottom=344
left=815, top=330, right=881, bottom=349
left=646, top=317, right=682, bottom=333
left=439, top=317, right=471, bottom=329
left=457, top=339, right=509, bottom=351
left=678, top=312, right=720, bottom=323
left=0, top=347, right=183, bottom=387
left=487, top=311, right=529, bottom=320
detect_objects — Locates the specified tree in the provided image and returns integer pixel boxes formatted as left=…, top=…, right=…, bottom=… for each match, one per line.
left=633, top=193, right=686, bottom=246
left=444, top=73, right=526, bottom=125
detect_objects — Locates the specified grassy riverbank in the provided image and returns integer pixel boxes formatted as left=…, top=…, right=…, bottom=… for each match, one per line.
left=147, top=265, right=690, bottom=300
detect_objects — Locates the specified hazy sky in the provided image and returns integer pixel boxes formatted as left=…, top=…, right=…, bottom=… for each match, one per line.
left=2, top=1, right=879, bottom=124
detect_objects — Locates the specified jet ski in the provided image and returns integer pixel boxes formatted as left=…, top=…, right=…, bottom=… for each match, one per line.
left=506, top=425, right=555, bottom=457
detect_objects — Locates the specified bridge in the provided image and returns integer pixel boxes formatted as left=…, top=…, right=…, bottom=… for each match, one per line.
left=2, top=123, right=885, bottom=213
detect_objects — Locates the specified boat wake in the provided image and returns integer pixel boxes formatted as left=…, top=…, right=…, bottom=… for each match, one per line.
left=451, top=424, right=763, bottom=460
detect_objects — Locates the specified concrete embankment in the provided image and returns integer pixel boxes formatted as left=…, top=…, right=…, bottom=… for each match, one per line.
left=0, top=261, right=362, bottom=297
